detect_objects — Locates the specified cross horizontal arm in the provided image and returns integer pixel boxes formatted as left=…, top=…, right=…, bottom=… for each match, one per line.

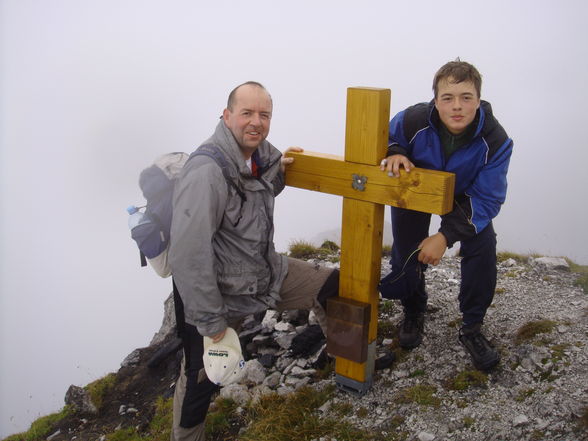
left=284, top=151, right=455, bottom=215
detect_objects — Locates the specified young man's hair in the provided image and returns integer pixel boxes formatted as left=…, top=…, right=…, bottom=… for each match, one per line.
left=227, top=81, right=272, bottom=111
left=432, top=59, right=482, bottom=98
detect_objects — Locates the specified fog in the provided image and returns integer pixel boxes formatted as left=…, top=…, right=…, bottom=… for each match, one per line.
left=2, top=0, right=588, bottom=436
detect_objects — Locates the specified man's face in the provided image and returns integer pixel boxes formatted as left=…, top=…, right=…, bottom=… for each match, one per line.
left=434, top=78, right=480, bottom=135
left=222, top=85, right=272, bottom=157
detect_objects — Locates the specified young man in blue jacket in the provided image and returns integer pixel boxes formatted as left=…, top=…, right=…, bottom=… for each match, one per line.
left=379, top=60, right=513, bottom=371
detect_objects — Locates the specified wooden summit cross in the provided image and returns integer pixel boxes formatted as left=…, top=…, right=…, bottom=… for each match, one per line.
left=284, top=87, right=455, bottom=395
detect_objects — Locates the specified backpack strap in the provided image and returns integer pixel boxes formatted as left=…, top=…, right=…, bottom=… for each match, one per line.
left=189, top=144, right=247, bottom=202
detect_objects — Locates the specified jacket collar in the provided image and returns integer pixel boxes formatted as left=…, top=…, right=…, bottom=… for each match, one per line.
left=427, top=99, right=492, bottom=138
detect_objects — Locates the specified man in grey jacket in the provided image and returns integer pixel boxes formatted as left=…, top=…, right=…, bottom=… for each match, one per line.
left=168, top=81, right=339, bottom=441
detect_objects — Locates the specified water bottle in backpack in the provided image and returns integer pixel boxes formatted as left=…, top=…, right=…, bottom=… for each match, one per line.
left=127, top=205, right=148, bottom=229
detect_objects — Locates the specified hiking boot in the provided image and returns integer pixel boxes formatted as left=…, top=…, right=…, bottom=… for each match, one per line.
left=398, top=313, right=425, bottom=349
left=459, top=324, right=500, bottom=371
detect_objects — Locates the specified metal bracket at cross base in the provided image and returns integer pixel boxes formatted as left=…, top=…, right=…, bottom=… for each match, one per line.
left=326, top=297, right=375, bottom=396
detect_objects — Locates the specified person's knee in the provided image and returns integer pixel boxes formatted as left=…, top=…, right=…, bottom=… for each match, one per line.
left=317, top=268, right=339, bottom=309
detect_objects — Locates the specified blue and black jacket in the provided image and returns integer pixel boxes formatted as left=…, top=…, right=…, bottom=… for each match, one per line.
left=387, top=100, right=513, bottom=247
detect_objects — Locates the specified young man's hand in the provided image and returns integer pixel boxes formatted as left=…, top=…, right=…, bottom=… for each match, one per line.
left=280, top=146, right=304, bottom=173
left=380, top=154, right=415, bottom=178
left=417, top=233, right=447, bottom=266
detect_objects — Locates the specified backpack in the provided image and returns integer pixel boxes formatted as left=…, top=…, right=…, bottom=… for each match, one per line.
left=128, top=144, right=245, bottom=278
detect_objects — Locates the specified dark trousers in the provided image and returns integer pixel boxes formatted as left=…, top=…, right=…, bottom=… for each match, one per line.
left=389, top=206, right=497, bottom=327
left=173, top=283, right=219, bottom=428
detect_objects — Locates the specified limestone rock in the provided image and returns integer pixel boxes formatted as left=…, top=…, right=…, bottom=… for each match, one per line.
left=65, top=385, right=98, bottom=415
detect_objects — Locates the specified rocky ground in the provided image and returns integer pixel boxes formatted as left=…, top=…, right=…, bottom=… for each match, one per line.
left=25, top=255, right=588, bottom=441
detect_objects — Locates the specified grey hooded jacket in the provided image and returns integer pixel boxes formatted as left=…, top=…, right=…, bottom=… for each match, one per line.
left=169, top=120, right=288, bottom=337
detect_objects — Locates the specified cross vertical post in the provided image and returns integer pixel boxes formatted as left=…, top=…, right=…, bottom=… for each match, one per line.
left=334, top=88, right=390, bottom=393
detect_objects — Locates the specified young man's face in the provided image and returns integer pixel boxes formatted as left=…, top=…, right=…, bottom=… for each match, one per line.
left=223, top=85, right=272, bottom=157
left=434, top=78, right=480, bottom=135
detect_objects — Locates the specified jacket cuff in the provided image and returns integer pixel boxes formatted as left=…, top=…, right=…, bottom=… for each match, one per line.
left=387, top=143, right=408, bottom=157
left=438, top=226, right=458, bottom=249
left=188, top=315, right=227, bottom=338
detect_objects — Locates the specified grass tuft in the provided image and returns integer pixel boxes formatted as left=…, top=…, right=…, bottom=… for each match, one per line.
left=579, top=406, right=588, bottom=432
left=497, top=251, right=528, bottom=263
left=320, top=240, right=340, bottom=252
left=395, top=384, right=441, bottom=407
left=515, top=320, right=557, bottom=344
left=566, top=258, right=588, bottom=294
left=238, top=385, right=375, bottom=441
left=148, top=396, right=173, bottom=441
left=85, top=373, right=116, bottom=410
left=447, top=370, right=488, bottom=391
left=3, top=407, right=71, bottom=441
left=288, top=240, right=340, bottom=261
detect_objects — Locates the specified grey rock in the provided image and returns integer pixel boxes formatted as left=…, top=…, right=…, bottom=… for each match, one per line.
left=418, top=432, right=435, bottom=441
left=275, top=321, right=295, bottom=332
left=150, top=292, right=176, bottom=346
left=243, top=360, right=267, bottom=385
left=262, top=371, right=282, bottom=389
left=64, top=385, right=98, bottom=415
left=219, top=384, right=251, bottom=405
left=275, top=332, right=296, bottom=349
left=261, top=310, right=280, bottom=332
left=46, top=429, right=61, bottom=441
left=531, top=256, right=570, bottom=271
left=121, top=349, right=141, bottom=367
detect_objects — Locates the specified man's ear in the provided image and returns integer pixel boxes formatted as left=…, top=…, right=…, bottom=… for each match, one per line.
left=222, top=108, right=230, bottom=122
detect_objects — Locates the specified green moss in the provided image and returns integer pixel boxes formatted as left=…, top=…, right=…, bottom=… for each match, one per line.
left=3, top=407, right=71, bottom=441
left=205, top=397, right=239, bottom=438
left=579, top=406, right=588, bottom=432
left=107, top=427, right=141, bottom=441
left=380, top=300, right=397, bottom=316
left=495, top=287, right=505, bottom=294
left=395, top=384, right=441, bottom=407
left=331, top=401, right=353, bottom=416
left=567, top=259, right=588, bottom=294
left=447, top=370, right=488, bottom=391
left=515, top=388, right=535, bottom=402
left=462, top=416, right=475, bottom=428
left=549, top=343, right=571, bottom=362
left=382, top=244, right=392, bottom=257
left=85, top=373, right=116, bottom=410
left=409, top=369, right=426, bottom=378
left=447, top=317, right=463, bottom=328
left=377, top=320, right=396, bottom=339
left=356, top=407, right=369, bottom=418
left=515, top=320, right=557, bottom=344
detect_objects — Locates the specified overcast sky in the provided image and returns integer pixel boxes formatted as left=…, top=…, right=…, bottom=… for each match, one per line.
left=2, top=0, right=588, bottom=436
